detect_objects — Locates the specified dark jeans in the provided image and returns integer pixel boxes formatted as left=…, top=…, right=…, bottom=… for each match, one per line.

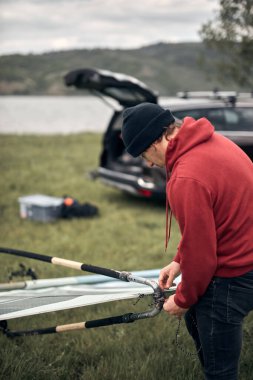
left=184, top=270, right=253, bottom=380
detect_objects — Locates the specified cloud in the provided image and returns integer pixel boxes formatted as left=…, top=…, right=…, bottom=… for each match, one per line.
left=0, top=0, right=219, bottom=54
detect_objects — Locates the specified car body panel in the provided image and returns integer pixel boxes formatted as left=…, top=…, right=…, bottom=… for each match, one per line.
left=65, top=68, right=253, bottom=200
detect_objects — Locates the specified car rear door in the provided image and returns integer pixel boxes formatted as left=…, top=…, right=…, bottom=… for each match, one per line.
left=64, top=68, right=158, bottom=107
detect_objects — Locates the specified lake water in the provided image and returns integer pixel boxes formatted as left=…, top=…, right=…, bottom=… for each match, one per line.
left=0, top=96, right=115, bottom=134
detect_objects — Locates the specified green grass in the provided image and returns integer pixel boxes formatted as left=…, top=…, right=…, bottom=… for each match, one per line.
left=0, top=134, right=252, bottom=380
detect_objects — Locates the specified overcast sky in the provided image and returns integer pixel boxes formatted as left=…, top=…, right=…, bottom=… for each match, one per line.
left=0, top=0, right=219, bottom=55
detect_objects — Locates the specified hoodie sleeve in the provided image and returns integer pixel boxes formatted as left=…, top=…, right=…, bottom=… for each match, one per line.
left=168, top=177, right=217, bottom=308
left=173, top=249, right=181, bottom=263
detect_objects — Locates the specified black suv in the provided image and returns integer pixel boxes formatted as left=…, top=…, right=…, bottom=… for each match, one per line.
left=65, top=68, right=253, bottom=201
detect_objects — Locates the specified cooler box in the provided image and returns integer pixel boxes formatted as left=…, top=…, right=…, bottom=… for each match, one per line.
left=18, top=194, right=63, bottom=222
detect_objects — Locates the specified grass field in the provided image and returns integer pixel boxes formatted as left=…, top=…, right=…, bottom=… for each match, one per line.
left=0, top=133, right=252, bottom=380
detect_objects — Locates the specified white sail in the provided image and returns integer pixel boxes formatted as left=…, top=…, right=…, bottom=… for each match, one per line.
left=0, top=270, right=180, bottom=321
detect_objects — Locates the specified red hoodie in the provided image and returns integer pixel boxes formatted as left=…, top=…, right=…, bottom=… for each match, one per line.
left=166, top=117, right=253, bottom=309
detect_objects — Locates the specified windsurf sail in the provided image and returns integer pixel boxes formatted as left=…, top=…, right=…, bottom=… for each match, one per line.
left=0, top=247, right=179, bottom=337
left=0, top=280, right=178, bottom=321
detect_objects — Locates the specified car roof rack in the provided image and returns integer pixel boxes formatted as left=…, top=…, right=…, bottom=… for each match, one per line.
left=177, top=91, right=253, bottom=106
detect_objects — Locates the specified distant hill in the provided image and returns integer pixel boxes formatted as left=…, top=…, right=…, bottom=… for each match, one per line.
left=0, top=42, right=249, bottom=96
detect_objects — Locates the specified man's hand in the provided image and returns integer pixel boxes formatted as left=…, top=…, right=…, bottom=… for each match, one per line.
left=159, top=261, right=181, bottom=290
left=159, top=262, right=187, bottom=317
left=163, top=294, right=188, bottom=317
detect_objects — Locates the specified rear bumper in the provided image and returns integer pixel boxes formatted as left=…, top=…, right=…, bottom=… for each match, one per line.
left=97, top=167, right=165, bottom=199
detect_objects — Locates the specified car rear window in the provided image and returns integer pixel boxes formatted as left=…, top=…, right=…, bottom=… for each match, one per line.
left=172, top=107, right=253, bottom=131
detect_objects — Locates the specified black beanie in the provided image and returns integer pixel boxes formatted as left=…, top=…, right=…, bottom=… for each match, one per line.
left=121, top=102, right=175, bottom=157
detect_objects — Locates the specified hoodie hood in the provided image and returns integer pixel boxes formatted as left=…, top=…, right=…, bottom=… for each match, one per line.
left=165, top=117, right=215, bottom=172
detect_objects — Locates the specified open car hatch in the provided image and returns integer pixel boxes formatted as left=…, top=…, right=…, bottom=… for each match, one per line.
left=64, top=68, right=158, bottom=107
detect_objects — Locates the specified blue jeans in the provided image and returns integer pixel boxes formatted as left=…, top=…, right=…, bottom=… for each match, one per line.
left=184, top=270, right=253, bottom=380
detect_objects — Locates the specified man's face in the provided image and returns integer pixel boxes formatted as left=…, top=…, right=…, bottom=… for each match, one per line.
left=140, top=126, right=179, bottom=167
left=141, top=143, right=165, bottom=168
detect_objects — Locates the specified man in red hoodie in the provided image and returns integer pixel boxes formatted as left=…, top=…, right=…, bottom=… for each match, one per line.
left=121, top=102, right=253, bottom=380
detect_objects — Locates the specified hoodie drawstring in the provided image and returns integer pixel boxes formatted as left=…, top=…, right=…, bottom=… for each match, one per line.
left=165, top=200, right=172, bottom=251
left=165, top=169, right=172, bottom=251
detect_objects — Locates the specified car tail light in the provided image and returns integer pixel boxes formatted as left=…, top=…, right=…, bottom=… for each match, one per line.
left=137, top=189, right=153, bottom=197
